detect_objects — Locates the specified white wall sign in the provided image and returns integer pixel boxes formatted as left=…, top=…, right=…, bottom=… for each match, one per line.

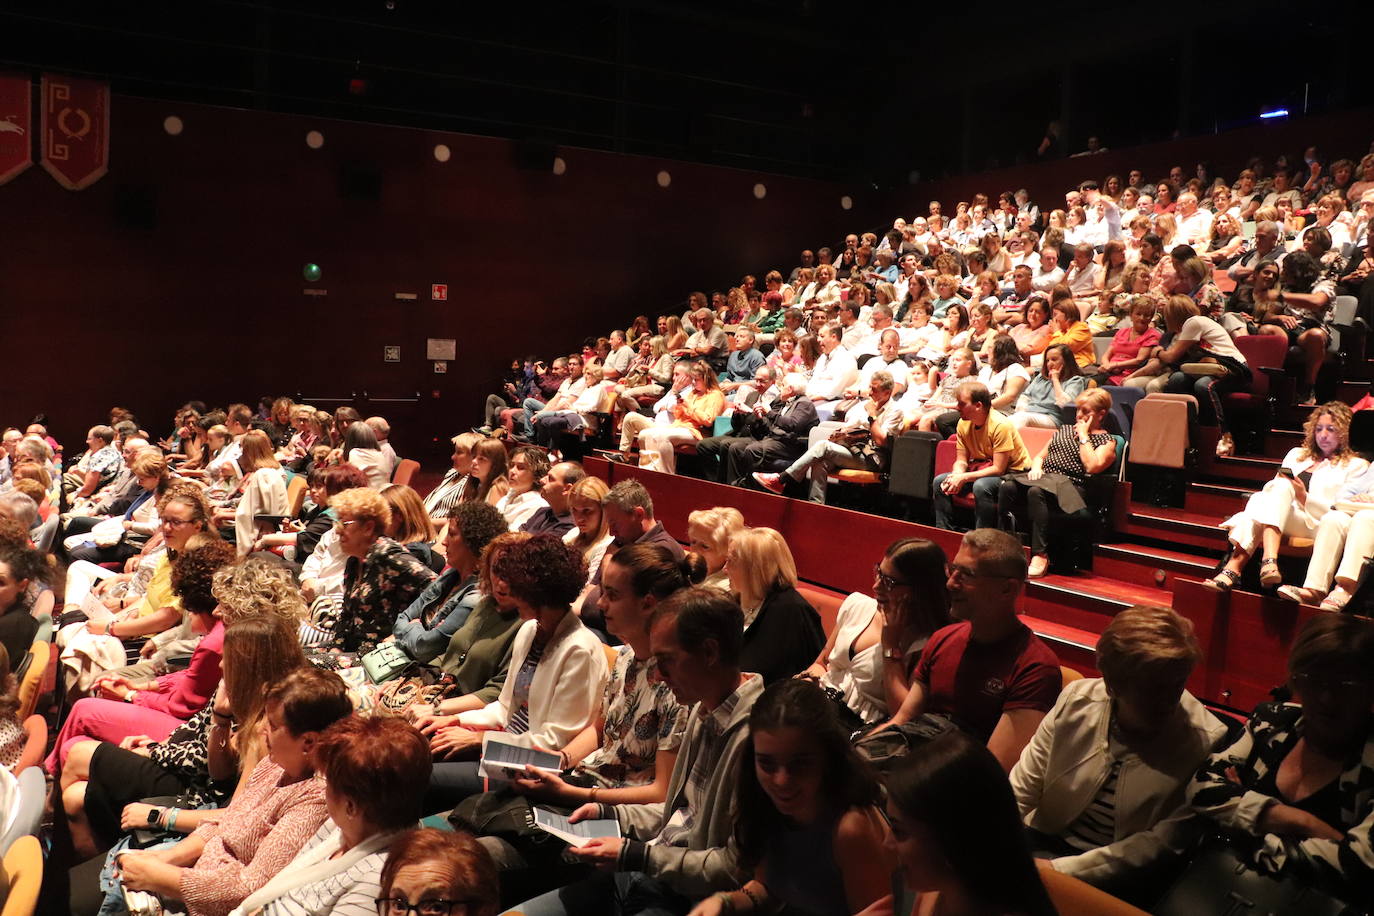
left=383, top=346, right=401, bottom=362
left=426, top=338, right=457, bottom=360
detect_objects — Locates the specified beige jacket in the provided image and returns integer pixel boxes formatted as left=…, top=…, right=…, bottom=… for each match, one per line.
left=1010, top=677, right=1228, bottom=883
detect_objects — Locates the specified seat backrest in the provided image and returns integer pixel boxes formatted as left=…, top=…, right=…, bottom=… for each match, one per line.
left=393, top=458, right=421, bottom=488
left=0, top=767, right=44, bottom=856
left=934, top=437, right=959, bottom=476
left=1129, top=397, right=1192, bottom=469
left=15, top=642, right=47, bottom=721
left=1333, top=294, right=1360, bottom=326
left=285, top=474, right=309, bottom=518
left=1233, top=332, right=1287, bottom=371
left=0, top=835, right=42, bottom=916
left=1019, top=425, right=1056, bottom=460
left=1040, top=868, right=1149, bottom=916
left=1100, top=386, right=1146, bottom=440
left=1092, top=336, right=1113, bottom=364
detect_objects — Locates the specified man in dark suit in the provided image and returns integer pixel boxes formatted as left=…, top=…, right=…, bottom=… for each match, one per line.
left=695, top=372, right=817, bottom=487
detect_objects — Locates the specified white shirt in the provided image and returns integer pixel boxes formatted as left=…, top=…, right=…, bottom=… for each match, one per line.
left=857, top=355, right=909, bottom=393
left=496, top=489, right=550, bottom=530
left=1178, top=315, right=1244, bottom=363
left=1065, top=262, right=1101, bottom=297
left=805, top=347, right=859, bottom=400
left=1177, top=209, right=1214, bottom=248
left=1032, top=265, right=1065, bottom=292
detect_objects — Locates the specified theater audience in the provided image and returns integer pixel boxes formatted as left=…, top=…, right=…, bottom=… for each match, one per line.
left=105, top=667, right=352, bottom=916
left=803, top=538, right=951, bottom=727
left=47, top=536, right=236, bottom=774
left=1010, top=344, right=1086, bottom=431
left=695, top=372, right=817, bottom=487
left=879, top=529, right=1060, bottom=771
left=626, top=361, right=726, bottom=475
left=0, top=542, right=47, bottom=666
left=726, top=527, right=825, bottom=685
left=887, top=731, right=1058, bottom=916
left=328, top=487, right=438, bottom=653
left=424, top=534, right=606, bottom=812
left=933, top=381, right=1032, bottom=532
left=1012, top=606, right=1225, bottom=896
left=998, top=388, right=1118, bottom=578
left=231, top=715, right=431, bottom=916
left=753, top=370, right=903, bottom=503
left=392, top=500, right=506, bottom=665
left=506, top=587, right=762, bottom=915
left=689, top=679, right=894, bottom=916
left=1209, top=402, right=1365, bottom=592
left=1187, top=614, right=1374, bottom=906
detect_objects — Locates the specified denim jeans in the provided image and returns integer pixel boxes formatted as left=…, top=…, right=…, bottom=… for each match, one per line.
left=932, top=472, right=1004, bottom=530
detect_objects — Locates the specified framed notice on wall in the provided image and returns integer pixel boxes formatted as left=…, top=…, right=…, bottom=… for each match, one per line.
left=427, top=338, right=457, bottom=360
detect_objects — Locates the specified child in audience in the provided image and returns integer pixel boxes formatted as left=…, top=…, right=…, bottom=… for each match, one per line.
left=688, top=679, right=894, bottom=916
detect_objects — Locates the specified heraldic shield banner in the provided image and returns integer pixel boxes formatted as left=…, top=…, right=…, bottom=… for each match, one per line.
left=0, top=72, right=31, bottom=185
left=41, top=73, right=109, bottom=190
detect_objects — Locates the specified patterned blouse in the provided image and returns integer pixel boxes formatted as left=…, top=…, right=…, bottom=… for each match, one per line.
left=333, top=537, right=438, bottom=653
left=578, top=647, right=688, bottom=787
left=145, top=695, right=232, bottom=808
left=1043, top=427, right=1113, bottom=485
left=1187, top=701, right=1374, bottom=903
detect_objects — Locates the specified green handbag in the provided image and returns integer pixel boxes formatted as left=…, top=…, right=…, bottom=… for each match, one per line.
left=360, top=642, right=413, bottom=684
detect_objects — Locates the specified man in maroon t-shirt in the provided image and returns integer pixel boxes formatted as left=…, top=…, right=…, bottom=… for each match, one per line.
left=879, top=528, right=1061, bottom=770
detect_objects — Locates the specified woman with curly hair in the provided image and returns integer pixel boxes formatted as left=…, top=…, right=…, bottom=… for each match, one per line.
left=1208, top=402, right=1367, bottom=592
left=47, top=534, right=238, bottom=773
left=422, top=533, right=608, bottom=813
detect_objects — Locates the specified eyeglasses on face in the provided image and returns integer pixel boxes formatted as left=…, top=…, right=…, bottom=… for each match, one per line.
left=873, top=564, right=909, bottom=590
left=944, top=562, right=1016, bottom=583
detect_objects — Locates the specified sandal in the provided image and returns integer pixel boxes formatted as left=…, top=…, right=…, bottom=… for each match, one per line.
left=1202, top=568, right=1241, bottom=592
left=1027, top=555, right=1049, bottom=579
left=1259, top=557, right=1283, bottom=589
left=1321, top=587, right=1354, bottom=612
left=1276, top=585, right=1327, bottom=605
left=1215, top=433, right=1235, bottom=458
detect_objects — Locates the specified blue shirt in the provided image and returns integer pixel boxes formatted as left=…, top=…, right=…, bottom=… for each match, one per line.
left=724, top=347, right=765, bottom=382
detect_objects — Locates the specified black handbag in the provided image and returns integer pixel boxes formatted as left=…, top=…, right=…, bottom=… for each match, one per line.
left=852, top=713, right=958, bottom=776
left=1152, top=835, right=1356, bottom=916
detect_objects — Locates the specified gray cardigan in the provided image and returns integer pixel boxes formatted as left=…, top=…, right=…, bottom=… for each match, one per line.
left=611, top=674, right=763, bottom=897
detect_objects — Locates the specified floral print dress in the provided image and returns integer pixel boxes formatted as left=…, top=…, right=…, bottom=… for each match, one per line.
left=332, top=536, right=438, bottom=653
left=578, top=647, right=689, bottom=787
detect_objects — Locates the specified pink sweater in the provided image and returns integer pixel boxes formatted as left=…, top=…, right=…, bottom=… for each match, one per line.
left=178, top=757, right=328, bottom=916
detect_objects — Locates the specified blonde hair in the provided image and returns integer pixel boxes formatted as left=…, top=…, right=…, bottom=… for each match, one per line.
left=1161, top=295, right=1200, bottom=333
left=686, top=507, right=745, bottom=555
left=1300, top=401, right=1354, bottom=464
left=382, top=484, right=438, bottom=544
left=566, top=476, right=610, bottom=553
left=728, top=527, right=798, bottom=609
left=238, top=429, right=280, bottom=473
left=1096, top=605, right=1201, bottom=692
left=330, top=486, right=391, bottom=533
left=211, top=554, right=308, bottom=624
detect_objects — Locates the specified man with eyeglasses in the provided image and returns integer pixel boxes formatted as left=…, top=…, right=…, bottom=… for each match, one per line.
left=874, top=528, right=1061, bottom=772
left=1228, top=220, right=1283, bottom=285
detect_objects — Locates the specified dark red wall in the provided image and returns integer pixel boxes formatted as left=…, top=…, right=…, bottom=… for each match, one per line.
left=904, top=107, right=1374, bottom=218
left=0, top=94, right=884, bottom=461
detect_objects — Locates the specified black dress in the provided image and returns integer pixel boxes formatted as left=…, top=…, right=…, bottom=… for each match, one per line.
left=740, top=585, right=826, bottom=685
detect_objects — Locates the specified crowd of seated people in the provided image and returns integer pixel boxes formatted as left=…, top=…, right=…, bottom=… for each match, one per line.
left=1, top=390, right=1374, bottom=914
left=0, top=144, right=1372, bottom=914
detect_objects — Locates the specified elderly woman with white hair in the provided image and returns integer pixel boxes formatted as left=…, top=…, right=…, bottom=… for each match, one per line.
left=686, top=506, right=745, bottom=591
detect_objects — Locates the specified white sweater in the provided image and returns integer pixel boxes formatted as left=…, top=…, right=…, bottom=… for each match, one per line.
left=459, top=610, right=608, bottom=752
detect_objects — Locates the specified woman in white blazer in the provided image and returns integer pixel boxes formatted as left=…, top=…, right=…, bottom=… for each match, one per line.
left=1010, top=605, right=1228, bottom=897
left=224, top=430, right=288, bottom=557
left=421, top=533, right=608, bottom=814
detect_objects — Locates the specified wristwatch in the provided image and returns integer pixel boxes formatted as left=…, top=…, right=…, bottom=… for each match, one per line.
left=147, top=807, right=163, bottom=827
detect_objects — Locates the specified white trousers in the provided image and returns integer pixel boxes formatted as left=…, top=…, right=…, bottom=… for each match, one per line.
left=1303, top=509, right=1374, bottom=590
left=63, top=559, right=117, bottom=610
left=1223, top=478, right=1315, bottom=554
left=1011, top=411, right=1060, bottom=429
left=637, top=427, right=698, bottom=474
